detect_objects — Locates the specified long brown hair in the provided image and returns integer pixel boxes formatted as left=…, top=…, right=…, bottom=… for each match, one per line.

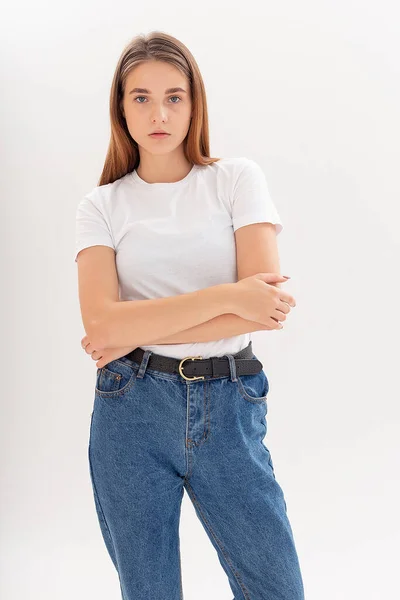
left=98, top=31, right=221, bottom=186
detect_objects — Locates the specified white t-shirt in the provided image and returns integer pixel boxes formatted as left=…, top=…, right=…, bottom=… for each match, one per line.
left=75, top=156, right=283, bottom=359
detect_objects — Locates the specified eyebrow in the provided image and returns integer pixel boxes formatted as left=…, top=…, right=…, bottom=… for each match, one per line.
left=128, top=87, right=188, bottom=95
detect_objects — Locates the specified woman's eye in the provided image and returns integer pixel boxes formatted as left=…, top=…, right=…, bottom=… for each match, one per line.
left=133, top=96, right=182, bottom=104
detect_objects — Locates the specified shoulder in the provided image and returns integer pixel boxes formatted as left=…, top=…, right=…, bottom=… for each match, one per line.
left=205, top=157, right=266, bottom=193
left=77, top=172, right=132, bottom=214
left=201, top=156, right=259, bottom=181
left=207, top=156, right=258, bottom=172
left=208, top=156, right=264, bottom=179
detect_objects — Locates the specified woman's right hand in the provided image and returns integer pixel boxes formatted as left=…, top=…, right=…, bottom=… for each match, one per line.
left=232, top=273, right=296, bottom=329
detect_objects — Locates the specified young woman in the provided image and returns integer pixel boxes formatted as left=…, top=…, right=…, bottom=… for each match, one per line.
left=75, top=30, right=304, bottom=600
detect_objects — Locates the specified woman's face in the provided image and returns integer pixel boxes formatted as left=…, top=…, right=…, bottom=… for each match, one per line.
left=121, top=60, right=193, bottom=156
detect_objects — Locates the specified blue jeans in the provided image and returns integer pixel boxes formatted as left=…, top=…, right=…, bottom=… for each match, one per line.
left=88, top=345, right=305, bottom=599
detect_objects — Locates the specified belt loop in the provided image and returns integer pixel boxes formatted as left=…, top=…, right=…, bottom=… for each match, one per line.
left=225, top=354, right=238, bottom=382
left=137, top=350, right=152, bottom=379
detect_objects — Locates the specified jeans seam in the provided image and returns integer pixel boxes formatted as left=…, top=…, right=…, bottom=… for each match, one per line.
left=88, top=444, right=118, bottom=560
left=184, top=480, right=250, bottom=600
left=190, top=379, right=211, bottom=447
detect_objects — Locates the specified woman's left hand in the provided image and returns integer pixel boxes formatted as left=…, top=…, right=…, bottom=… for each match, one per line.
left=81, top=335, right=136, bottom=369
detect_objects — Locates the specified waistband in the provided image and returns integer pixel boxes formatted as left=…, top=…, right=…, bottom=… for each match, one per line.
left=123, top=341, right=263, bottom=381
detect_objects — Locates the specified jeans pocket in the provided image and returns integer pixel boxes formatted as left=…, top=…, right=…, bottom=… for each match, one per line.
left=236, top=368, right=269, bottom=404
left=95, top=358, right=138, bottom=402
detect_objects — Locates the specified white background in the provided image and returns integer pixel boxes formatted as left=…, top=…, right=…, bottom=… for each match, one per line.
left=1, top=2, right=399, bottom=599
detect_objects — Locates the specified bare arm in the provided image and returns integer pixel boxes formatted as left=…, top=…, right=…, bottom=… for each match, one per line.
left=90, top=283, right=236, bottom=349
left=146, top=272, right=283, bottom=345
left=148, top=313, right=268, bottom=344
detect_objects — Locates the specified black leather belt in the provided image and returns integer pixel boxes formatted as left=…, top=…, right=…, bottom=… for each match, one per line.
left=125, top=340, right=263, bottom=381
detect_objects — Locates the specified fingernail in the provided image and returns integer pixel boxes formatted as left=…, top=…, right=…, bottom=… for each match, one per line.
left=282, top=275, right=291, bottom=279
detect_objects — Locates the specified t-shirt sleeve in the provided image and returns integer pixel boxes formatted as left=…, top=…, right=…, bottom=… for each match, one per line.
left=231, top=158, right=283, bottom=234
left=74, top=192, right=115, bottom=262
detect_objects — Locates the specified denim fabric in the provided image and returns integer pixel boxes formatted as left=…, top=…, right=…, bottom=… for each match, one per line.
left=88, top=346, right=305, bottom=600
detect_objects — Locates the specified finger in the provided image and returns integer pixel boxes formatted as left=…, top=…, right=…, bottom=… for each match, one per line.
left=91, top=350, right=102, bottom=361
left=274, top=309, right=287, bottom=321
left=279, top=294, right=296, bottom=308
left=277, top=301, right=291, bottom=314
left=270, top=317, right=284, bottom=330
left=82, top=338, right=91, bottom=351
left=96, top=353, right=106, bottom=368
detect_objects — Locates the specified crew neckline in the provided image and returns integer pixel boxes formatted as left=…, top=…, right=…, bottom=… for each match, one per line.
left=130, top=163, right=199, bottom=187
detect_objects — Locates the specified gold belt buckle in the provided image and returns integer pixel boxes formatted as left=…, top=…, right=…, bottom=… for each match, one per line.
left=178, top=356, right=205, bottom=381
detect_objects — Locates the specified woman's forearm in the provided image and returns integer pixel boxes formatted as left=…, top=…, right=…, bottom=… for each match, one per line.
left=151, top=282, right=282, bottom=344
left=149, top=313, right=267, bottom=344
left=91, top=283, right=236, bottom=349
